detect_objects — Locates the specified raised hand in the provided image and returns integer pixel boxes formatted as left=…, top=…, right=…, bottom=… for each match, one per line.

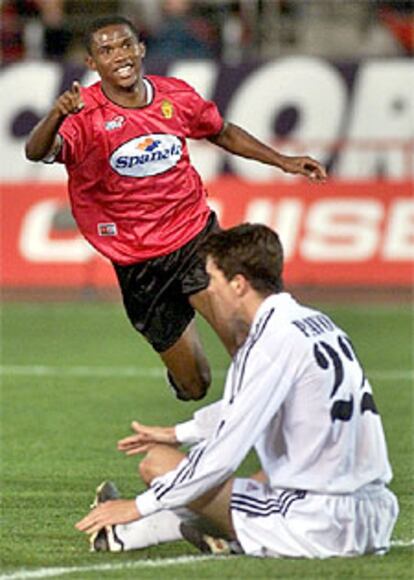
left=117, top=421, right=178, bottom=455
left=54, top=81, right=84, bottom=117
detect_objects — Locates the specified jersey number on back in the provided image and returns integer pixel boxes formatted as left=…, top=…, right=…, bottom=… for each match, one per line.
left=313, top=335, right=379, bottom=423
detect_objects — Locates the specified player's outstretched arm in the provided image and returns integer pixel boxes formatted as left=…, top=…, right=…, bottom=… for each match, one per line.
left=209, top=122, right=327, bottom=182
left=25, top=81, right=84, bottom=162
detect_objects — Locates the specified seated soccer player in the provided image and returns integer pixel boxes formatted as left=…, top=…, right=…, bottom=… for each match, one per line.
left=76, top=224, right=398, bottom=558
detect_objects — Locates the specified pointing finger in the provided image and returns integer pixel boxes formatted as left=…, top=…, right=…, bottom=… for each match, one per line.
left=71, top=81, right=84, bottom=112
left=71, top=81, right=81, bottom=96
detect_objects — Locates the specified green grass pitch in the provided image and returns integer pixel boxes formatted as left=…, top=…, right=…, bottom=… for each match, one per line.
left=1, top=299, right=413, bottom=578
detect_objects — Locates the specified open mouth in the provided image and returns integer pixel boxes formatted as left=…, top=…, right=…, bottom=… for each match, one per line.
left=115, top=64, right=135, bottom=79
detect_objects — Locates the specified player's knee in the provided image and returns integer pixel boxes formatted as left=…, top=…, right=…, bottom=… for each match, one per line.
left=139, top=446, right=179, bottom=485
left=186, top=366, right=211, bottom=400
left=139, top=453, right=156, bottom=485
left=168, top=367, right=211, bottom=400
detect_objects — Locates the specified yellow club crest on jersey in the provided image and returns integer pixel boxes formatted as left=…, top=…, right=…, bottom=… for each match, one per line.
left=161, top=100, right=174, bottom=119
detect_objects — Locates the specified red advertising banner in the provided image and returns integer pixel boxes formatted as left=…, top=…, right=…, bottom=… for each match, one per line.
left=1, top=180, right=413, bottom=287
left=209, top=178, right=413, bottom=286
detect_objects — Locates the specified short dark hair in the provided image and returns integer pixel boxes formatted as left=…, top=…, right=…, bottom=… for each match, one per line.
left=201, top=223, right=284, bottom=295
left=84, top=16, right=141, bottom=54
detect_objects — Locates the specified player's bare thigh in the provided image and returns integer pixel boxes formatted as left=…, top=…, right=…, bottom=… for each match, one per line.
left=190, top=288, right=238, bottom=355
left=158, top=285, right=236, bottom=400
left=158, top=318, right=211, bottom=400
left=190, top=468, right=266, bottom=538
left=159, top=280, right=241, bottom=400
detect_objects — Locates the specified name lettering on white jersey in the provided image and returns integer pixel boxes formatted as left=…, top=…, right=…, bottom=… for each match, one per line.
left=292, top=314, right=335, bottom=337
left=110, top=134, right=183, bottom=178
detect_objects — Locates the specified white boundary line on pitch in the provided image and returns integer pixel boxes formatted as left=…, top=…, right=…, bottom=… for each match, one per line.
left=0, top=365, right=413, bottom=382
left=1, top=541, right=413, bottom=580
left=0, top=555, right=222, bottom=580
left=0, top=365, right=171, bottom=379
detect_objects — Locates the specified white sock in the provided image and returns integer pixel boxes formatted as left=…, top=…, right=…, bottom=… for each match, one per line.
left=115, top=508, right=194, bottom=551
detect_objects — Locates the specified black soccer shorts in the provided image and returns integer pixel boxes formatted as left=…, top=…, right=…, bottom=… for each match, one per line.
left=113, top=212, right=220, bottom=353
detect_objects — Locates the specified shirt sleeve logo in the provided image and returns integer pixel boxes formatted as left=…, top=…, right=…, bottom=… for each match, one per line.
left=98, top=223, right=117, bottom=236
left=110, top=134, right=183, bottom=178
left=161, top=99, right=174, bottom=119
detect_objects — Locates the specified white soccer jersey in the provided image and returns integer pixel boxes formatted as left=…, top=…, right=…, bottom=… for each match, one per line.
left=136, top=293, right=393, bottom=517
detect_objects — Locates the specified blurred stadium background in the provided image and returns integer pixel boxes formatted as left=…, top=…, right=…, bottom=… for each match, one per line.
left=1, top=1, right=413, bottom=577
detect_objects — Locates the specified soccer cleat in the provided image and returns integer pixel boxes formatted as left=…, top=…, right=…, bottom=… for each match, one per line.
left=89, top=481, right=124, bottom=552
left=90, top=480, right=120, bottom=509
left=180, top=522, right=243, bottom=556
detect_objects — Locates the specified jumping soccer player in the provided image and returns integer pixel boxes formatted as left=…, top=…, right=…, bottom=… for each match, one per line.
left=25, top=15, right=327, bottom=401
left=75, top=224, right=398, bottom=559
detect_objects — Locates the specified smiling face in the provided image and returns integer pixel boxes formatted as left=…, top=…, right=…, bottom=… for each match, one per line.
left=86, top=24, right=145, bottom=90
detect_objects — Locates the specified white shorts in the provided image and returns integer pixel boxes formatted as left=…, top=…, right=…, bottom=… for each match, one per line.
left=231, top=479, right=399, bottom=559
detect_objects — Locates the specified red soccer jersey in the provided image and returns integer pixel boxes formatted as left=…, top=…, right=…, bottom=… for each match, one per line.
left=56, top=75, right=224, bottom=264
